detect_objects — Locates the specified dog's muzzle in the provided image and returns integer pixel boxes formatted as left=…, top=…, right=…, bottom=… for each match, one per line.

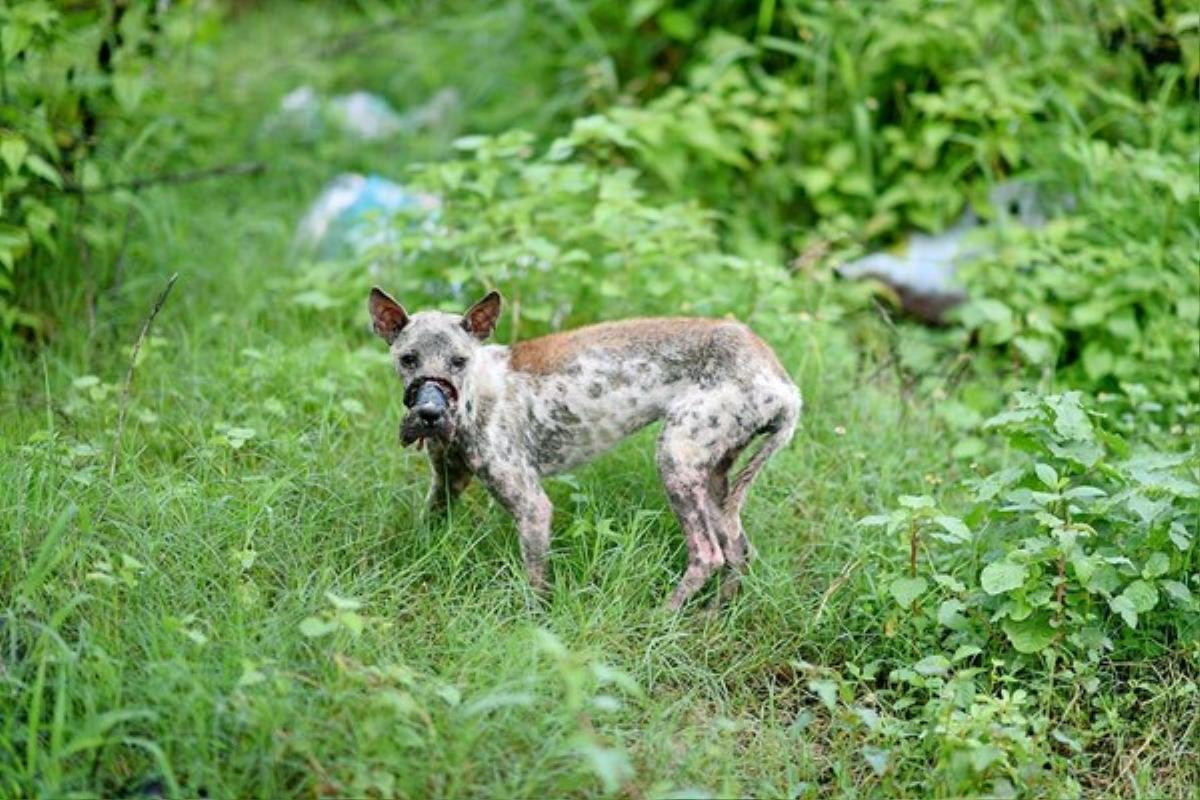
left=400, top=378, right=456, bottom=446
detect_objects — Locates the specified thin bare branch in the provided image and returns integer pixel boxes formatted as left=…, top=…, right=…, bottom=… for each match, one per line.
left=109, top=272, right=179, bottom=479
left=64, top=162, right=265, bottom=195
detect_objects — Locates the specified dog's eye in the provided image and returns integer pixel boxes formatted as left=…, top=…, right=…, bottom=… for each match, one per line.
left=399, top=353, right=419, bottom=369
left=449, top=356, right=468, bottom=371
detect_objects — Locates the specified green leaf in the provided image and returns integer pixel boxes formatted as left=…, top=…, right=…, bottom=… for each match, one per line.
left=338, top=610, right=365, bottom=635
left=1161, top=581, right=1193, bottom=606
left=237, top=662, right=266, bottom=688
left=1069, top=552, right=1098, bottom=585
left=937, top=598, right=968, bottom=631
left=952, top=645, right=983, bottom=662
left=1002, top=615, right=1057, bottom=653
left=225, top=427, right=255, bottom=447
left=1047, top=392, right=1093, bottom=442
left=1014, top=335, right=1055, bottom=365
left=970, top=298, right=1013, bottom=326
left=378, top=689, right=422, bottom=716
left=436, top=684, right=462, bottom=707
left=1108, top=595, right=1138, bottom=629
left=951, top=436, right=986, bottom=460
left=932, top=574, right=966, bottom=593
left=983, top=406, right=1042, bottom=431
left=888, top=576, right=927, bottom=608
left=1047, top=439, right=1104, bottom=469
left=0, top=134, right=28, bottom=175
left=113, top=67, right=150, bottom=112
left=340, top=398, right=365, bottom=415
left=798, top=167, right=833, bottom=197
left=298, top=616, right=336, bottom=638
left=452, top=135, right=488, bottom=151
left=1063, top=485, right=1105, bottom=501
left=1, top=22, right=33, bottom=60
left=806, top=679, right=839, bottom=710
left=462, top=690, right=533, bottom=716
left=1120, top=580, right=1158, bottom=613
left=980, top=561, right=1028, bottom=595
left=852, top=706, right=880, bottom=731
left=933, top=515, right=970, bottom=542
left=1169, top=522, right=1192, bottom=551
left=24, top=154, right=61, bottom=188
left=325, top=591, right=362, bottom=611
left=1141, top=552, right=1170, bottom=580
left=897, top=494, right=935, bottom=510
left=1034, top=463, right=1058, bottom=489
left=912, top=654, right=951, bottom=676
left=0, top=223, right=32, bottom=270
left=657, top=8, right=698, bottom=41
left=1081, top=343, right=1114, bottom=380
left=80, top=161, right=103, bottom=191
left=970, top=467, right=1024, bottom=501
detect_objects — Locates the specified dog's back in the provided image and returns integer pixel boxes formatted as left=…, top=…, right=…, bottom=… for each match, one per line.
left=499, top=318, right=799, bottom=477
left=510, top=317, right=789, bottom=381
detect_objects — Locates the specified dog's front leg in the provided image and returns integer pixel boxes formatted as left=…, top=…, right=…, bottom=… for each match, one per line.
left=426, top=443, right=472, bottom=517
left=479, top=463, right=552, bottom=592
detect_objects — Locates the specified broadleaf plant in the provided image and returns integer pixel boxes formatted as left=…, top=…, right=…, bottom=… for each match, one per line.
left=868, top=391, right=1198, bottom=663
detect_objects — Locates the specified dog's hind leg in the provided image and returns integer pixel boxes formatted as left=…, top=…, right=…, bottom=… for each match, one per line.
left=708, top=448, right=750, bottom=604
left=723, top=398, right=800, bottom=518
left=716, top=391, right=801, bottom=601
left=658, top=423, right=728, bottom=610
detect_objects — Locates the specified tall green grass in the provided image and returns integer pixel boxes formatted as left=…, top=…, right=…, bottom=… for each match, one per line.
left=1, top=2, right=1196, bottom=798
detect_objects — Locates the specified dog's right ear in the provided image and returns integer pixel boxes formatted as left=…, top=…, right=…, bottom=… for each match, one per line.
left=369, top=287, right=409, bottom=343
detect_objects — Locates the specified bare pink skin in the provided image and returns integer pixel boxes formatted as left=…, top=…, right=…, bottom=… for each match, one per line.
left=369, top=288, right=801, bottom=609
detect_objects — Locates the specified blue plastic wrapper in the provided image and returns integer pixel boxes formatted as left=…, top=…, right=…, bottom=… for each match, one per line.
left=294, top=173, right=440, bottom=261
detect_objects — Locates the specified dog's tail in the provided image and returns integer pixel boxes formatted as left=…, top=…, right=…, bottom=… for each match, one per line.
left=723, top=388, right=801, bottom=515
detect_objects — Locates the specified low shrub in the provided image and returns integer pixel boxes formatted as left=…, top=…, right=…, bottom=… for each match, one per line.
left=865, top=391, right=1198, bottom=665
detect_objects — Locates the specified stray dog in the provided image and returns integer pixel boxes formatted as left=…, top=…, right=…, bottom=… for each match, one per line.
left=369, top=287, right=801, bottom=608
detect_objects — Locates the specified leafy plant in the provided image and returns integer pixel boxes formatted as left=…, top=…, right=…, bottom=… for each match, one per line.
left=955, top=141, right=1200, bottom=418
left=0, top=1, right=218, bottom=337
left=572, top=1, right=1198, bottom=250
left=866, top=391, right=1198, bottom=663
left=383, top=128, right=778, bottom=334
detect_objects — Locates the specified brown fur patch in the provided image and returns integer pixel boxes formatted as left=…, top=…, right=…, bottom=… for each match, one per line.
left=509, top=317, right=786, bottom=377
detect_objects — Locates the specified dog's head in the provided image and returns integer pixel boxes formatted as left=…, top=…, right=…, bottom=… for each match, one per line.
left=368, top=287, right=502, bottom=447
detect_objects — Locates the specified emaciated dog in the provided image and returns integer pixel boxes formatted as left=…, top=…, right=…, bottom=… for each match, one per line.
left=369, top=287, right=800, bottom=608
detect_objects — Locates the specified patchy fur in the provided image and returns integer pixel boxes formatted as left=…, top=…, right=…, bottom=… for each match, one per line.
left=370, top=288, right=801, bottom=609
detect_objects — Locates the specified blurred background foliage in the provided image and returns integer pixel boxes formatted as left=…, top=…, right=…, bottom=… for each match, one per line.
left=3, top=0, right=1196, bottom=420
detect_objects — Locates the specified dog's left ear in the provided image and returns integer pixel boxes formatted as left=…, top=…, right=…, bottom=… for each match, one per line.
left=462, top=290, right=502, bottom=340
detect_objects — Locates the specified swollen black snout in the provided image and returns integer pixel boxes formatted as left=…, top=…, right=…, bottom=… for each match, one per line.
left=407, top=380, right=450, bottom=426
left=416, top=404, right=443, bottom=422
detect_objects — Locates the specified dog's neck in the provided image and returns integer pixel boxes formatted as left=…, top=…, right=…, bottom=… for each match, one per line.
left=456, top=344, right=516, bottom=434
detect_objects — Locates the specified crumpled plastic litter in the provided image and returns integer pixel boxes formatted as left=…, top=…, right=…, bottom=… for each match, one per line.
left=267, top=86, right=460, bottom=141
left=295, top=173, right=440, bottom=261
left=837, top=182, right=1068, bottom=324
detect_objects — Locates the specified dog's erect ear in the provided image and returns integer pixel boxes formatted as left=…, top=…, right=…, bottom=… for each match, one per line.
left=369, top=287, right=409, bottom=343
left=461, top=290, right=502, bottom=340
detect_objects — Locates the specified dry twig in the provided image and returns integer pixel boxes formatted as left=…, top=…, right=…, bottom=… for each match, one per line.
left=64, top=162, right=264, bottom=195
left=109, top=273, right=178, bottom=479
